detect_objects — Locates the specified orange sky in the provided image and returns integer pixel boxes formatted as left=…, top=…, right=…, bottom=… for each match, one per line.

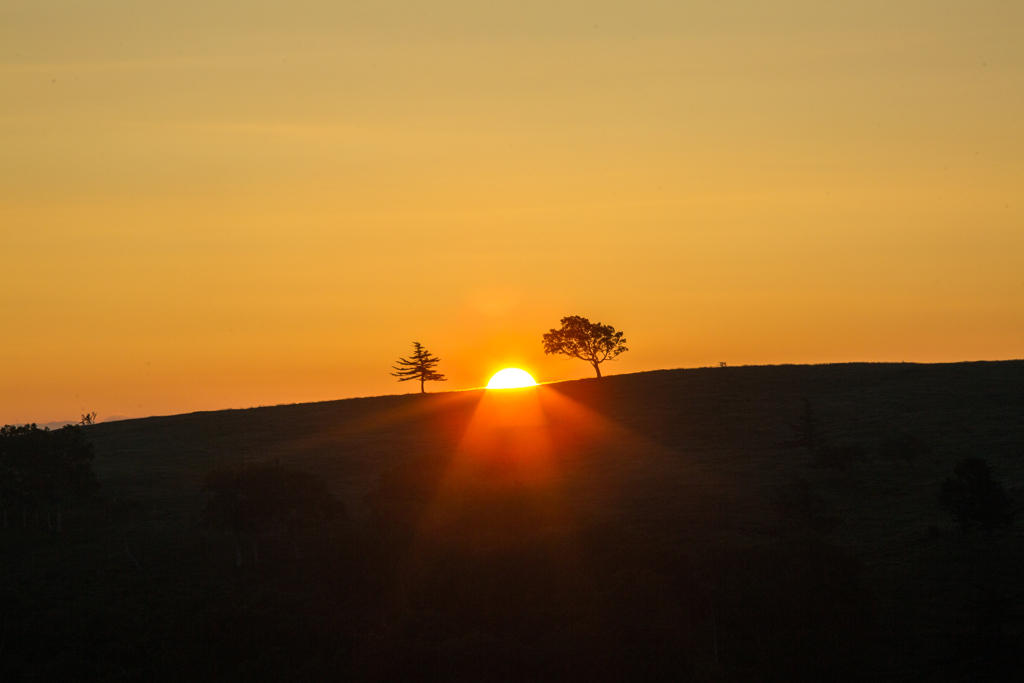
left=2, top=1, right=1022, bottom=424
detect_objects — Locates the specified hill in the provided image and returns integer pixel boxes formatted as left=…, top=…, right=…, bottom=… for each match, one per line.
left=6, top=361, right=1024, bottom=681
left=88, top=360, right=1024, bottom=538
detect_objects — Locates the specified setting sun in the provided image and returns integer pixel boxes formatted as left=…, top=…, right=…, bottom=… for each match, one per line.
left=486, top=369, right=537, bottom=390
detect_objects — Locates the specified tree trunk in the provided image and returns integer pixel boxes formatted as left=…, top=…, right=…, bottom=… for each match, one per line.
left=56, top=503, right=61, bottom=532
left=593, top=362, right=602, bottom=378
left=251, top=537, right=259, bottom=564
left=420, top=377, right=425, bottom=393
left=235, top=536, right=243, bottom=566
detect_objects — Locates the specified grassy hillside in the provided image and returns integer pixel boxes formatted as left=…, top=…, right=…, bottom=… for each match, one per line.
left=6, top=361, right=1024, bottom=681
left=88, top=360, right=1024, bottom=538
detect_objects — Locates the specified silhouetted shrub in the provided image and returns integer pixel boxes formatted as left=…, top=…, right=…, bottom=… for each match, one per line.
left=938, top=457, right=1014, bottom=532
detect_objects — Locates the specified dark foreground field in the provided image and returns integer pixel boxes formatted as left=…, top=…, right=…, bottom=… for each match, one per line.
left=3, top=362, right=1024, bottom=681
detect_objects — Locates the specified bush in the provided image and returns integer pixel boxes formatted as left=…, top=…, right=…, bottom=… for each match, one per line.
left=938, top=457, right=1014, bottom=532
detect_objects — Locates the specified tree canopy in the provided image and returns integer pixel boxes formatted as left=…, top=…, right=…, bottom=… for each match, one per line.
left=0, top=423, right=98, bottom=531
left=391, top=342, right=447, bottom=393
left=541, top=315, right=628, bottom=378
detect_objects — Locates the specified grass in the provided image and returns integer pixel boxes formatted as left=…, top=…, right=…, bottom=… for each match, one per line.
left=87, top=360, right=1024, bottom=538
left=6, top=360, right=1024, bottom=681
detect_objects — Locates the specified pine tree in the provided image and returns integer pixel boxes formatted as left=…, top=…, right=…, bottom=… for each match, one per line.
left=391, top=342, right=447, bottom=393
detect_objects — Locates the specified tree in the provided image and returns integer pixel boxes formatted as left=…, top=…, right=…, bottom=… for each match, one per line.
left=938, top=457, right=1014, bottom=532
left=45, top=425, right=100, bottom=530
left=391, top=342, right=447, bottom=393
left=541, top=316, right=627, bottom=378
left=0, top=423, right=98, bottom=532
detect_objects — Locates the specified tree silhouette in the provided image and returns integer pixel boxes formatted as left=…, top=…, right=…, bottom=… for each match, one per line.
left=0, top=423, right=98, bottom=532
left=391, top=342, right=447, bottom=393
left=938, top=457, right=1014, bottom=532
left=541, top=315, right=627, bottom=378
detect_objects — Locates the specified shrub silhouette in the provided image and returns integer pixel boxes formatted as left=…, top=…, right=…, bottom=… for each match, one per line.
left=938, top=457, right=1014, bottom=532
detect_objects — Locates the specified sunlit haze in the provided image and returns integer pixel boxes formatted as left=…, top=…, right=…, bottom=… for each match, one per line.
left=2, top=1, right=1022, bottom=424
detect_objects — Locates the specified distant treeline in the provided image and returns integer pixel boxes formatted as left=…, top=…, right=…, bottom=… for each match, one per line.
left=0, top=424, right=97, bottom=531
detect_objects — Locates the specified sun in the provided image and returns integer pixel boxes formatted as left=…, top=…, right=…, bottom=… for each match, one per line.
left=486, top=368, right=538, bottom=389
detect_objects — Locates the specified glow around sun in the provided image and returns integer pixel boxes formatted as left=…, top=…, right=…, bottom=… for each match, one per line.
left=486, top=368, right=538, bottom=390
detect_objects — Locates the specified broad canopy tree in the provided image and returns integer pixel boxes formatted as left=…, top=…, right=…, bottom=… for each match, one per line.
left=391, top=342, right=447, bottom=393
left=542, top=315, right=628, bottom=378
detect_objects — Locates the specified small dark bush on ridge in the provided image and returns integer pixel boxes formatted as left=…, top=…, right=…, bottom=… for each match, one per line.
left=938, top=457, right=1014, bottom=532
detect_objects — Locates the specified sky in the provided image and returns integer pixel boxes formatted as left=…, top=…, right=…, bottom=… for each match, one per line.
left=2, top=0, right=1022, bottom=424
